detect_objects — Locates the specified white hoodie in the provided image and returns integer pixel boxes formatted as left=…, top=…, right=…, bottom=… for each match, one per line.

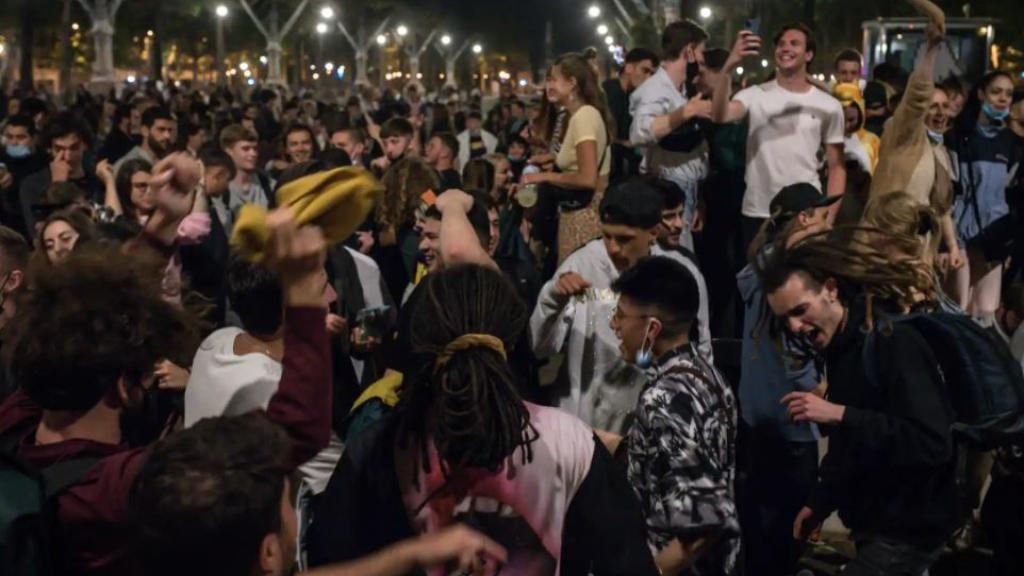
left=529, top=239, right=712, bottom=433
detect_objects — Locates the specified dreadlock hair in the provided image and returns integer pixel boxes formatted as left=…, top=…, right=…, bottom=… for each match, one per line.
left=396, top=264, right=538, bottom=490
left=377, top=157, right=439, bottom=230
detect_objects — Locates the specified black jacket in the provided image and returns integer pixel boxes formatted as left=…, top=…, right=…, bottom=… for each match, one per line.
left=809, top=297, right=958, bottom=548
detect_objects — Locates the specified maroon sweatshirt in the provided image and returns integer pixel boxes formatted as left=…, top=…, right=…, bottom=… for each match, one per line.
left=0, top=306, right=332, bottom=576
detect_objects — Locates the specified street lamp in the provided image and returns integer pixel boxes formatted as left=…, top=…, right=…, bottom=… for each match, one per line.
left=396, top=24, right=409, bottom=37
left=604, top=35, right=614, bottom=45
left=441, top=34, right=452, bottom=46
left=472, top=43, right=483, bottom=54
left=214, top=5, right=229, bottom=87
left=319, top=6, right=335, bottom=20
left=761, top=59, right=769, bottom=68
left=699, top=6, right=712, bottom=20
left=316, top=22, right=329, bottom=35
left=587, top=5, right=601, bottom=18
left=596, top=24, right=608, bottom=36
left=376, top=34, right=387, bottom=45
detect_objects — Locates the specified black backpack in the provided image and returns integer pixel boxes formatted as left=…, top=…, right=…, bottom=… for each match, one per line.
left=0, top=428, right=99, bottom=576
left=862, top=309, right=1024, bottom=449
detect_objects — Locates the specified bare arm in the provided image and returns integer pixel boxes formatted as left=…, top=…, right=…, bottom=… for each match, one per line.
left=544, top=139, right=599, bottom=190
left=655, top=535, right=720, bottom=576
left=437, top=189, right=497, bottom=269
left=97, top=160, right=124, bottom=216
left=712, top=31, right=761, bottom=124
left=825, top=143, right=847, bottom=221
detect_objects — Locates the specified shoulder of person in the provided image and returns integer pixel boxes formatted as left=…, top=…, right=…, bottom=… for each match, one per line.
left=573, top=105, right=604, bottom=122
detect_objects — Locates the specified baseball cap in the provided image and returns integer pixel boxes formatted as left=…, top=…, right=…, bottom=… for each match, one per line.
left=768, top=183, right=841, bottom=228
left=599, top=178, right=663, bottom=229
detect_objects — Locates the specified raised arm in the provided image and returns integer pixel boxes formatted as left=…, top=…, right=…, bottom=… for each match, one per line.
left=436, top=189, right=497, bottom=270
left=712, top=31, right=761, bottom=124
left=887, top=0, right=946, bottom=146
left=261, top=209, right=333, bottom=468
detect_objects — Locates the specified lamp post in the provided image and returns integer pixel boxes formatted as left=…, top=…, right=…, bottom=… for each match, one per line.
left=215, top=4, right=228, bottom=86
left=699, top=6, right=712, bottom=20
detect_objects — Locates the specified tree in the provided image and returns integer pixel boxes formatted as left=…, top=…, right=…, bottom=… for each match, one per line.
left=334, top=14, right=391, bottom=86
left=75, top=0, right=125, bottom=87
left=237, top=0, right=310, bottom=85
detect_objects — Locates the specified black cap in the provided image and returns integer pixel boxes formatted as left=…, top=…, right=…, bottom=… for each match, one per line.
left=864, top=81, right=887, bottom=110
left=600, top=179, right=663, bottom=229
left=769, top=183, right=841, bottom=227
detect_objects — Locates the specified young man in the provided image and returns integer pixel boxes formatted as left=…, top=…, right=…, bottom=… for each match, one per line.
left=0, top=225, right=27, bottom=395
left=266, top=124, right=319, bottom=180
left=530, top=178, right=710, bottom=433
left=134, top=412, right=507, bottom=576
left=220, top=124, right=274, bottom=235
left=19, top=112, right=103, bottom=232
left=330, top=126, right=369, bottom=168
left=604, top=47, right=659, bottom=183
left=370, top=118, right=415, bottom=176
left=760, top=236, right=957, bottom=575
left=424, top=132, right=462, bottom=191
left=833, top=49, right=865, bottom=87
left=456, top=111, right=498, bottom=172
left=113, top=106, right=177, bottom=179
left=0, top=154, right=333, bottom=574
left=630, top=20, right=713, bottom=251
left=713, top=24, right=847, bottom=247
left=735, top=183, right=836, bottom=576
left=610, top=256, right=739, bottom=575
left=0, top=114, right=46, bottom=235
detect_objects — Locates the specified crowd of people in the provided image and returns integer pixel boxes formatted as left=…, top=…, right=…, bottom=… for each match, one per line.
left=1, top=0, right=1024, bottom=574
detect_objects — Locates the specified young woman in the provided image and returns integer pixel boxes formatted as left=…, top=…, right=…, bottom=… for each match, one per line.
left=308, top=265, right=658, bottom=575
left=375, top=157, right=440, bottom=302
left=110, top=158, right=154, bottom=223
left=949, top=71, right=1021, bottom=324
left=521, top=53, right=613, bottom=265
left=37, top=208, right=96, bottom=265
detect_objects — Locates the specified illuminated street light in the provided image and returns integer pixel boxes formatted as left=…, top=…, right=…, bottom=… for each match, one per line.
left=587, top=5, right=601, bottom=18
left=312, top=72, right=320, bottom=80
left=376, top=34, right=387, bottom=45
left=239, top=62, right=249, bottom=71
left=319, top=6, right=334, bottom=20
left=72, top=22, right=80, bottom=31
left=315, top=22, right=329, bottom=35
left=596, top=24, right=608, bottom=36
left=736, top=66, right=745, bottom=75
left=761, top=59, right=769, bottom=68
left=325, top=61, right=335, bottom=71
left=215, top=4, right=229, bottom=18
left=441, top=34, right=452, bottom=46
left=699, top=6, right=712, bottom=20
left=472, top=43, right=483, bottom=54
left=146, top=30, right=154, bottom=37
left=260, top=55, right=268, bottom=64
left=604, top=35, right=614, bottom=45
left=396, top=24, right=409, bottom=37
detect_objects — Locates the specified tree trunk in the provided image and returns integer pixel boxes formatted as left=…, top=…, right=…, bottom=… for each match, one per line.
left=18, top=1, right=35, bottom=91
left=444, top=57, right=457, bottom=88
left=61, top=0, right=74, bottom=103
left=90, top=0, right=118, bottom=86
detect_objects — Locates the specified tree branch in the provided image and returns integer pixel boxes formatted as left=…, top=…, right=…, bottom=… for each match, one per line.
left=335, top=20, right=358, bottom=51
left=278, top=0, right=311, bottom=40
left=417, top=28, right=438, bottom=57
left=237, top=0, right=271, bottom=40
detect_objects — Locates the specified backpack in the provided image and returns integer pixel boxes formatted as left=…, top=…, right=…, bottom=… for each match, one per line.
left=0, top=428, right=99, bottom=576
left=862, top=309, right=1024, bottom=450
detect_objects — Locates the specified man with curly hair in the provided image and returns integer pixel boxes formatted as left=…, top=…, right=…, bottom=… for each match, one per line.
left=0, top=154, right=333, bottom=575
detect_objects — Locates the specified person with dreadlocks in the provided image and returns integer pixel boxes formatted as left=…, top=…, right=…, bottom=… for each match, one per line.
left=308, top=265, right=658, bottom=576
left=757, top=228, right=958, bottom=574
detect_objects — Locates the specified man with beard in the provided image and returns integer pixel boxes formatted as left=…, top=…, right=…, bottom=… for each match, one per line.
left=113, top=106, right=177, bottom=180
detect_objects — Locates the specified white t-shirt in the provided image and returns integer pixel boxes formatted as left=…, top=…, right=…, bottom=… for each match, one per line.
left=733, top=80, right=845, bottom=218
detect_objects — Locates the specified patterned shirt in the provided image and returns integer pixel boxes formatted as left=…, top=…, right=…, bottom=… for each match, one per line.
left=626, top=344, right=740, bottom=575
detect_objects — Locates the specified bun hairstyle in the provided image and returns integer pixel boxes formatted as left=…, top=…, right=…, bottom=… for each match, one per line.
left=398, top=265, right=537, bottom=489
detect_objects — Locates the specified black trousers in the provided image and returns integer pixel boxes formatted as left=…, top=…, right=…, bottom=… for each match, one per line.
left=737, top=427, right=818, bottom=576
left=982, top=471, right=1024, bottom=576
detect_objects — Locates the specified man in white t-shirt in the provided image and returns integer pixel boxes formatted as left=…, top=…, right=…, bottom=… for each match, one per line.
left=711, top=24, right=846, bottom=248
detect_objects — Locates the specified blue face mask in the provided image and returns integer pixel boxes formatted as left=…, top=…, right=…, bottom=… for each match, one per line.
left=5, top=144, right=31, bottom=158
left=982, top=101, right=1010, bottom=123
left=927, top=130, right=944, bottom=146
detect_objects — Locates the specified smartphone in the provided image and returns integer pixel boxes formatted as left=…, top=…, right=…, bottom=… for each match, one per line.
left=745, top=17, right=762, bottom=36
left=356, top=305, right=392, bottom=343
